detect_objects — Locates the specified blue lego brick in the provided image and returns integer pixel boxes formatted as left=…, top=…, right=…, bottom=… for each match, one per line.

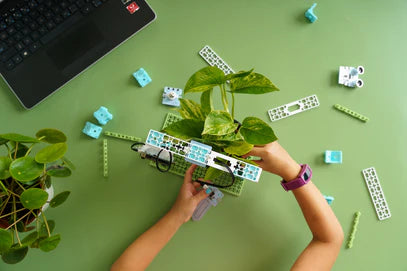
left=324, top=150, right=342, bottom=164
left=185, top=140, right=212, bottom=167
left=324, top=195, right=334, bottom=205
left=232, top=162, right=261, bottom=182
left=162, top=87, right=183, bottom=107
left=133, top=68, right=152, bottom=87
left=305, top=3, right=318, bottom=23
left=82, top=122, right=102, bottom=139
left=93, top=106, right=113, bottom=125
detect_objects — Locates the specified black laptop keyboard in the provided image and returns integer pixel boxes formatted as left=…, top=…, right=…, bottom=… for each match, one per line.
left=0, top=0, right=110, bottom=71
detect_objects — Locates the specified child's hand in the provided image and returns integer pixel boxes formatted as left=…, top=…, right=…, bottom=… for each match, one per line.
left=243, top=141, right=302, bottom=181
left=169, top=165, right=209, bottom=224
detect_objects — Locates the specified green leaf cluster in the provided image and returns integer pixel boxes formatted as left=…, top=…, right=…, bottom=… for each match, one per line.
left=164, top=66, right=279, bottom=159
left=0, top=129, right=73, bottom=264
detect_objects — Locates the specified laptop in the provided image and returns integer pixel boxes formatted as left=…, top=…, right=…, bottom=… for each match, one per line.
left=0, top=0, right=156, bottom=109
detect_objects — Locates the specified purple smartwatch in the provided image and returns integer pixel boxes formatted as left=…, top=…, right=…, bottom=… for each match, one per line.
left=281, top=164, right=312, bottom=191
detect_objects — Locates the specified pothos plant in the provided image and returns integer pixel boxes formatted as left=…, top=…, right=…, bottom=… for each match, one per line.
left=0, top=129, right=73, bottom=264
left=163, top=66, right=279, bottom=179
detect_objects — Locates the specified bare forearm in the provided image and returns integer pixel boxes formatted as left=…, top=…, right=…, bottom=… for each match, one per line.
left=111, top=211, right=183, bottom=271
left=292, top=181, right=343, bottom=243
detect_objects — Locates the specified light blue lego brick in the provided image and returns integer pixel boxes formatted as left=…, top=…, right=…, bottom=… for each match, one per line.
left=146, top=130, right=165, bottom=148
left=324, top=150, right=342, bottom=164
left=185, top=140, right=212, bottom=167
left=162, top=87, right=183, bottom=107
left=82, top=122, right=102, bottom=139
left=93, top=106, right=113, bottom=125
left=305, top=3, right=318, bottom=23
left=233, top=162, right=261, bottom=182
left=324, top=195, right=334, bottom=205
left=133, top=68, right=152, bottom=87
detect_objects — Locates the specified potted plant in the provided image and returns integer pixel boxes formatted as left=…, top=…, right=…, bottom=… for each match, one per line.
left=163, top=66, right=279, bottom=178
left=0, top=129, right=73, bottom=264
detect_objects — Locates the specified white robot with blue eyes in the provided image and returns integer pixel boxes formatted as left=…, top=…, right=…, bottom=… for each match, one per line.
left=338, top=66, right=365, bottom=88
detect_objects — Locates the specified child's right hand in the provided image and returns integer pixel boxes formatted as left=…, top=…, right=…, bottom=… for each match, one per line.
left=243, top=141, right=302, bottom=181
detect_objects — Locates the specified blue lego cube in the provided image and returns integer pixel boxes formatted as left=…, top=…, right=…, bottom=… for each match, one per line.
left=324, top=150, right=342, bottom=164
left=93, top=106, right=113, bottom=125
left=324, top=195, right=334, bottom=205
left=185, top=141, right=212, bottom=167
left=82, top=122, right=102, bottom=139
left=133, top=68, right=152, bottom=87
left=305, top=3, right=318, bottom=23
left=162, top=87, right=183, bottom=107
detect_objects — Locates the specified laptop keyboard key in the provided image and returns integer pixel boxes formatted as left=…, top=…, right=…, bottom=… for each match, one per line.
left=6, top=26, right=16, bottom=35
left=23, top=37, right=33, bottom=45
left=15, top=42, right=24, bottom=51
left=1, top=48, right=17, bottom=62
left=46, top=21, right=55, bottom=30
left=69, top=5, right=78, bottom=13
left=12, top=54, right=23, bottom=64
left=21, top=49, right=30, bottom=58
left=37, top=16, right=46, bottom=25
left=31, top=31, right=40, bottom=40
left=54, top=15, right=63, bottom=24
left=81, top=4, right=94, bottom=14
left=0, top=42, right=6, bottom=54
left=62, top=10, right=71, bottom=18
left=14, top=32, right=24, bottom=41
left=38, top=26, right=47, bottom=35
left=5, top=60, right=14, bottom=70
left=29, top=41, right=41, bottom=52
left=14, top=21, right=24, bottom=30
left=0, top=32, right=7, bottom=40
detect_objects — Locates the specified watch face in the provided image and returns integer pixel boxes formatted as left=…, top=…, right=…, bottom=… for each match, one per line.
left=304, top=167, right=311, bottom=181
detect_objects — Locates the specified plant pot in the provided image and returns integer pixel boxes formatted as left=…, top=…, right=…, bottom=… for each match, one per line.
left=0, top=185, right=54, bottom=229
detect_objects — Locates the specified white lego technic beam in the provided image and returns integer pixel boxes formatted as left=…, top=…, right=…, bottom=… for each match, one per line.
left=199, top=45, right=235, bottom=75
left=268, top=94, right=320, bottom=122
left=362, top=167, right=391, bottom=221
left=145, top=130, right=262, bottom=182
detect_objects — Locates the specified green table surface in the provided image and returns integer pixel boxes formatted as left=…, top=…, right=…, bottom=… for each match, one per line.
left=1, top=0, right=406, bottom=270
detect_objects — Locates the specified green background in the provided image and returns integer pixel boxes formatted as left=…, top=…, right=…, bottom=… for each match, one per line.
left=1, top=0, right=406, bottom=270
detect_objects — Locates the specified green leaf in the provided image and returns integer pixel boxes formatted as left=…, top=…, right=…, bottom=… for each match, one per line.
left=0, top=133, right=40, bottom=143
left=21, top=232, right=38, bottom=246
left=47, top=166, right=72, bottom=177
left=204, top=167, right=224, bottom=181
left=1, top=245, right=28, bottom=264
left=0, top=229, right=13, bottom=253
left=163, top=119, right=204, bottom=141
left=230, top=73, right=279, bottom=94
left=35, top=143, right=67, bottom=164
left=11, top=144, right=29, bottom=158
left=50, top=191, right=70, bottom=208
left=20, top=188, right=49, bottom=210
left=202, top=111, right=238, bottom=136
left=9, top=157, right=43, bottom=183
left=0, top=138, right=8, bottom=145
left=184, top=66, right=226, bottom=93
left=225, top=69, right=254, bottom=81
left=61, top=156, right=75, bottom=170
left=0, top=157, right=12, bottom=179
left=240, top=117, right=278, bottom=145
left=16, top=222, right=35, bottom=233
left=200, top=89, right=214, bottom=116
left=201, top=132, right=244, bottom=148
left=178, top=99, right=206, bottom=121
left=36, top=129, right=67, bottom=144
left=39, top=234, right=61, bottom=252
left=224, top=141, right=254, bottom=156
left=0, top=180, right=8, bottom=196
left=39, top=220, right=55, bottom=238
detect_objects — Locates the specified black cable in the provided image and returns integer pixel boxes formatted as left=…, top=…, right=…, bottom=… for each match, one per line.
left=156, top=149, right=172, bottom=173
left=131, top=142, right=173, bottom=173
left=195, top=158, right=235, bottom=188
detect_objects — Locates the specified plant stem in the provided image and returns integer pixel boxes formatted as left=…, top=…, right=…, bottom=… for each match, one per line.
left=220, top=84, right=229, bottom=113
left=13, top=195, right=22, bottom=246
left=24, top=143, right=36, bottom=157
left=0, top=194, right=11, bottom=216
left=15, top=181, right=26, bottom=192
left=5, top=144, right=12, bottom=159
left=231, top=92, right=235, bottom=119
left=41, top=213, right=51, bottom=237
left=14, top=142, right=19, bottom=159
left=0, top=207, right=26, bottom=219
left=5, top=209, right=30, bottom=230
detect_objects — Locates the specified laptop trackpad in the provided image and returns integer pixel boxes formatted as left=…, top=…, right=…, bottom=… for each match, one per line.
left=46, top=21, right=104, bottom=71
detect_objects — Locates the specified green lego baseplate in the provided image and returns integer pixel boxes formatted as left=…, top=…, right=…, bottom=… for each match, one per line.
left=149, top=112, right=245, bottom=197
